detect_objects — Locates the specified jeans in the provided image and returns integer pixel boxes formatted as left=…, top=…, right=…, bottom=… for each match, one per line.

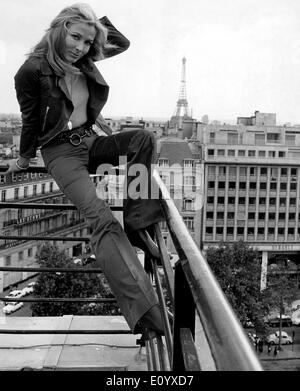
left=41, top=129, right=164, bottom=332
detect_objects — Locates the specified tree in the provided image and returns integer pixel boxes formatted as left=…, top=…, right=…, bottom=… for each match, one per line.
left=31, top=243, right=120, bottom=316
left=206, top=241, right=269, bottom=330
left=263, top=267, right=298, bottom=349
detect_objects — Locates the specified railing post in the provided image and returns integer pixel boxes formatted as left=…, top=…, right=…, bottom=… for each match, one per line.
left=172, top=260, right=195, bottom=371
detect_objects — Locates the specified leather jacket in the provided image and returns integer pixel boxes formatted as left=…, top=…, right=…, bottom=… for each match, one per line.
left=14, top=17, right=130, bottom=158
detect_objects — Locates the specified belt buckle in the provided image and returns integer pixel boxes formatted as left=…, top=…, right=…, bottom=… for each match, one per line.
left=69, top=133, right=82, bottom=146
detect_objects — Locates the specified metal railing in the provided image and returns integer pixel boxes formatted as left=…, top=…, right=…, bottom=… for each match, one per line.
left=0, top=164, right=262, bottom=371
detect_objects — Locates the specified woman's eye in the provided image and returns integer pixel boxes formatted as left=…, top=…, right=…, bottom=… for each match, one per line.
left=72, top=35, right=79, bottom=40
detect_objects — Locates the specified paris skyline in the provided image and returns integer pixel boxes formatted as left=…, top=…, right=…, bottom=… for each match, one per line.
left=1, top=0, right=300, bottom=125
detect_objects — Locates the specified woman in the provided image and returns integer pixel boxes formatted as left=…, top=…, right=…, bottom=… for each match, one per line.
left=4, top=3, right=166, bottom=336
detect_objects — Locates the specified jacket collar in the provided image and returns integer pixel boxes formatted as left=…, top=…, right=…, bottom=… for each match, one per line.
left=39, top=56, right=108, bottom=87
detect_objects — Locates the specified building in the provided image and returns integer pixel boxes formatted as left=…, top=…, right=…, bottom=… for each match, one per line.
left=0, top=165, right=92, bottom=292
left=156, top=137, right=203, bottom=252
left=197, top=111, right=300, bottom=288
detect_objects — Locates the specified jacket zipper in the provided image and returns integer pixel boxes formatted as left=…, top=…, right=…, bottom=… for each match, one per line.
left=41, top=106, right=50, bottom=132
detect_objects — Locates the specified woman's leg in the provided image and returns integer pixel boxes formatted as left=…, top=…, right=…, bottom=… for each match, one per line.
left=88, top=129, right=165, bottom=232
left=41, top=142, right=160, bottom=333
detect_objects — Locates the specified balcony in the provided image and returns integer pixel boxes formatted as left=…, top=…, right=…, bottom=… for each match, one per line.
left=0, top=165, right=262, bottom=371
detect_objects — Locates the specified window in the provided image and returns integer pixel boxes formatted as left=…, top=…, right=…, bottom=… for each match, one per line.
left=5, top=256, right=11, bottom=266
left=184, top=160, right=194, bottom=168
left=239, top=197, right=246, bottom=205
left=216, top=227, right=223, bottom=235
left=255, top=134, right=265, bottom=145
left=238, top=150, right=245, bottom=157
left=260, top=167, right=268, bottom=176
left=269, top=213, right=275, bottom=220
left=278, top=151, right=285, bottom=158
left=285, top=134, right=295, bottom=146
left=216, top=212, right=223, bottom=220
left=279, top=198, right=286, bottom=206
left=228, top=197, right=235, bottom=204
left=267, top=133, right=280, bottom=143
left=218, top=182, right=225, bottom=189
left=268, top=228, right=275, bottom=235
left=0, top=175, right=6, bottom=184
left=50, top=182, right=54, bottom=192
left=258, top=213, right=265, bottom=220
left=208, top=149, right=214, bottom=156
left=239, top=182, right=246, bottom=189
left=229, top=167, right=237, bottom=176
left=28, top=248, right=33, bottom=257
left=280, top=183, right=287, bottom=191
left=290, top=182, right=297, bottom=191
left=41, top=183, right=46, bottom=194
left=208, top=181, right=215, bottom=189
left=24, top=186, right=28, bottom=198
left=258, top=151, right=266, bottom=157
left=206, top=227, right=213, bottom=234
left=269, top=198, right=276, bottom=205
left=237, top=227, right=244, bottom=235
left=278, top=228, right=285, bottom=235
left=257, top=228, right=265, bottom=235
left=183, top=217, right=194, bottom=231
left=239, top=167, right=247, bottom=176
left=268, top=151, right=276, bottom=158
left=288, top=228, right=294, bottom=235
left=270, top=168, right=278, bottom=179
left=18, top=251, right=23, bottom=261
left=206, top=212, right=214, bottom=219
left=289, top=213, right=296, bottom=220
left=249, top=182, right=257, bottom=190
left=248, top=212, right=255, bottom=219
left=227, top=227, right=234, bottom=235
left=184, top=176, right=195, bottom=186
left=228, top=150, right=235, bottom=157
left=208, top=166, right=216, bottom=175
left=31, top=173, right=37, bottom=179
left=281, top=168, right=287, bottom=176
left=279, top=213, right=285, bottom=220
left=184, top=199, right=194, bottom=211
left=227, top=133, right=238, bottom=144
left=249, top=197, right=256, bottom=205
left=209, top=133, right=215, bottom=143
left=259, top=198, right=266, bottom=205
left=260, top=182, right=267, bottom=190
left=1, top=190, right=6, bottom=202
left=248, top=227, right=255, bottom=235
left=290, top=198, right=296, bottom=205
left=250, top=167, right=257, bottom=176
left=207, top=196, right=214, bottom=204
left=229, top=182, right=236, bottom=189
left=270, top=182, right=277, bottom=190
left=248, top=150, right=256, bottom=157
left=219, top=166, right=226, bottom=175
left=217, top=197, right=225, bottom=204
left=158, top=159, right=169, bottom=166
left=14, top=188, right=19, bottom=200
left=227, top=212, right=235, bottom=219
left=217, top=149, right=225, bottom=156
left=291, top=168, right=297, bottom=176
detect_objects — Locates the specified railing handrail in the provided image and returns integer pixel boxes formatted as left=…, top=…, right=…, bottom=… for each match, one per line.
left=153, top=169, right=262, bottom=371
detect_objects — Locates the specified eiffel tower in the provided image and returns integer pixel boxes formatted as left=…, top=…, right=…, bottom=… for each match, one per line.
left=169, top=57, right=192, bottom=130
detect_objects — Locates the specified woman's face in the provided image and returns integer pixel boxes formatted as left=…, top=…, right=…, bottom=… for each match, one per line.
left=64, top=22, right=96, bottom=63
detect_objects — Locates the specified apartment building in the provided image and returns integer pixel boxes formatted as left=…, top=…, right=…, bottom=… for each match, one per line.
left=197, top=111, right=300, bottom=288
left=0, top=168, right=90, bottom=292
left=156, top=137, right=203, bottom=252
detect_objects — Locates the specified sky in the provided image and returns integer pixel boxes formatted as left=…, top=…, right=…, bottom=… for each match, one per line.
left=1, top=0, right=300, bottom=124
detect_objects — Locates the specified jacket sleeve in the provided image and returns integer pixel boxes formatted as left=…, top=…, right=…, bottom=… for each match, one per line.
left=99, top=16, right=130, bottom=59
left=95, top=113, right=113, bottom=136
left=14, top=60, right=40, bottom=158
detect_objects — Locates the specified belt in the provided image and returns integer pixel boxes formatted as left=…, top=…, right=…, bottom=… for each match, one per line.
left=52, top=124, right=95, bottom=146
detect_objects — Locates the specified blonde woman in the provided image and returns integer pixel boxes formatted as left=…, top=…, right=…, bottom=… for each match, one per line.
left=5, top=3, right=166, bottom=336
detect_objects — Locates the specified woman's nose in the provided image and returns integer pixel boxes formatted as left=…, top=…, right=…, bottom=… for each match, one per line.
left=75, top=41, right=84, bottom=52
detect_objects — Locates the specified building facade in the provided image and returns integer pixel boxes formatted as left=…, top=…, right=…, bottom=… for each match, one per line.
left=197, top=111, right=300, bottom=288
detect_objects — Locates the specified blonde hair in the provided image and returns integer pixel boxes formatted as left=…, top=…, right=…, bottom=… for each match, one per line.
left=29, top=3, right=115, bottom=75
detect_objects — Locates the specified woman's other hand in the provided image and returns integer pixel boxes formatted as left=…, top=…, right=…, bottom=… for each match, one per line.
left=3, top=158, right=30, bottom=175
